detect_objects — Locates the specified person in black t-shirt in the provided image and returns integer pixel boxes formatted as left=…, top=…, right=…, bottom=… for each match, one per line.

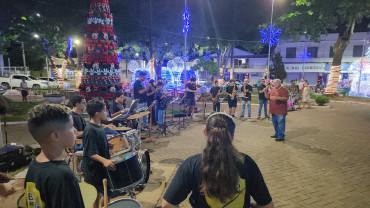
left=146, top=79, right=157, bottom=124
left=133, top=72, right=150, bottom=129
left=25, top=104, right=85, bottom=208
left=162, top=113, right=273, bottom=208
left=109, top=91, right=129, bottom=126
left=83, top=98, right=115, bottom=208
left=155, top=82, right=169, bottom=127
left=257, top=78, right=269, bottom=119
left=185, top=77, right=200, bottom=118
left=240, top=79, right=253, bottom=119
left=225, top=79, right=238, bottom=117
left=71, top=94, right=87, bottom=138
left=209, top=80, right=221, bottom=112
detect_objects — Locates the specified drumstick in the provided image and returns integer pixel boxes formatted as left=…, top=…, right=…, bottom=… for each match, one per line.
left=11, top=177, right=26, bottom=180
left=103, top=178, right=108, bottom=208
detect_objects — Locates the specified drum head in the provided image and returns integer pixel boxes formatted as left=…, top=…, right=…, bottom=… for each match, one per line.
left=111, top=151, right=137, bottom=164
left=108, top=198, right=141, bottom=208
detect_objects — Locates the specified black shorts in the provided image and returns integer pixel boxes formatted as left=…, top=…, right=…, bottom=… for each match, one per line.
left=185, top=98, right=196, bottom=107
left=84, top=167, right=111, bottom=195
left=21, top=90, right=28, bottom=97
left=228, top=98, right=237, bottom=108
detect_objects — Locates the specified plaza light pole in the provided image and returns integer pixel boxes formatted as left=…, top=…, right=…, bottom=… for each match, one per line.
left=184, top=0, right=188, bottom=87
left=266, top=0, right=275, bottom=79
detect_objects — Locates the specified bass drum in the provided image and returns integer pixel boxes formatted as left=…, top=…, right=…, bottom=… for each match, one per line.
left=139, top=150, right=150, bottom=183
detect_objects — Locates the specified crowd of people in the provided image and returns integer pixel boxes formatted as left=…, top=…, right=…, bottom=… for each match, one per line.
left=0, top=73, right=320, bottom=207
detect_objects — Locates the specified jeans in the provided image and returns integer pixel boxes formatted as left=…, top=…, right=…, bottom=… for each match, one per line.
left=258, top=100, right=268, bottom=117
left=137, top=102, right=148, bottom=128
left=157, top=109, right=164, bottom=125
left=241, top=100, right=251, bottom=117
left=213, top=102, right=220, bottom=112
left=271, top=114, right=286, bottom=139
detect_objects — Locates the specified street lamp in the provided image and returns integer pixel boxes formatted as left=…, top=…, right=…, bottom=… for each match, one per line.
left=267, top=0, right=275, bottom=79
left=36, top=13, right=41, bottom=17
left=33, top=34, right=40, bottom=39
left=74, top=39, right=80, bottom=44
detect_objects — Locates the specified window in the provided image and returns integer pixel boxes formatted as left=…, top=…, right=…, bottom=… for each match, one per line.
left=353, top=45, right=364, bottom=57
left=286, top=47, right=296, bottom=58
left=13, top=75, right=22, bottom=80
left=307, top=47, right=318, bottom=58
left=329, top=46, right=334, bottom=58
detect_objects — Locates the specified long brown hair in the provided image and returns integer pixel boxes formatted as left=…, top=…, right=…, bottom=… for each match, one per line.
left=201, top=113, right=243, bottom=203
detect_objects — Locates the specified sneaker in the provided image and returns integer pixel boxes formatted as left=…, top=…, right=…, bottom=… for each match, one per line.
left=265, top=115, right=270, bottom=119
left=270, top=135, right=278, bottom=138
left=257, top=116, right=261, bottom=119
left=248, top=117, right=251, bottom=119
left=232, top=115, right=236, bottom=118
left=141, top=127, right=149, bottom=131
left=275, top=138, right=285, bottom=142
left=240, top=116, right=244, bottom=118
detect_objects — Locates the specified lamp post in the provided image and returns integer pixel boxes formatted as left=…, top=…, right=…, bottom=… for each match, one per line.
left=267, top=0, right=275, bottom=79
left=183, top=0, right=190, bottom=86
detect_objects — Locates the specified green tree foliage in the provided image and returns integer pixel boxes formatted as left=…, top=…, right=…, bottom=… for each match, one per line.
left=192, top=58, right=219, bottom=75
left=269, top=52, right=286, bottom=80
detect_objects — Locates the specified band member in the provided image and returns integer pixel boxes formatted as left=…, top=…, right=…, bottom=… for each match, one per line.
left=83, top=98, right=115, bottom=208
left=185, top=77, right=200, bottom=118
left=162, top=113, right=273, bottom=208
left=147, top=79, right=157, bottom=124
left=209, top=80, right=221, bottom=112
left=155, top=82, right=169, bottom=128
left=25, top=104, right=85, bottom=208
left=134, top=72, right=150, bottom=130
left=225, top=79, right=238, bottom=117
left=240, top=79, right=253, bottom=119
left=109, top=91, right=129, bottom=127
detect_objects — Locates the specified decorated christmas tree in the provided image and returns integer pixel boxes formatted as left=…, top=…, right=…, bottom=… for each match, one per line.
left=79, top=0, right=122, bottom=104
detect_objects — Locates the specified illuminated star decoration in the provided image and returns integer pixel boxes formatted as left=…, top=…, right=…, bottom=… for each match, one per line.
left=298, top=48, right=312, bottom=63
left=260, top=25, right=282, bottom=47
left=182, top=5, right=190, bottom=37
left=42, top=39, right=49, bottom=51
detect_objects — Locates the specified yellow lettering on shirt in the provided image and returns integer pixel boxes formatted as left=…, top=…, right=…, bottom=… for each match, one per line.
left=26, top=182, right=45, bottom=208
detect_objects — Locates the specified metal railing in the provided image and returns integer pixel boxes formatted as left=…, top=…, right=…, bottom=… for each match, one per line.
left=0, top=67, right=30, bottom=77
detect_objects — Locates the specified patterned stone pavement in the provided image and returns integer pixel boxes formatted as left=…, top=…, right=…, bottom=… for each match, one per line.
left=139, top=102, right=370, bottom=207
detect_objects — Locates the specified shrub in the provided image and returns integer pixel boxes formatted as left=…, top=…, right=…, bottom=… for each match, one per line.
left=315, top=95, right=330, bottom=106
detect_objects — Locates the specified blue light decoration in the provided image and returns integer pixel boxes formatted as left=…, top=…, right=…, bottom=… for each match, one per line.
left=117, top=53, right=123, bottom=63
left=259, top=25, right=282, bottom=47
left=182, top=54, right=189, bottom=62
left=298, top=48, right=312, bottom=63
left=67, top=37, right=73, bottom=56
left=349, top=47, right=370, bottom=98
left=42, top=39, right=49, bottom=51
left=203, top=54, right=211, bottom=60
left=182, top=5, right=190, bottom=36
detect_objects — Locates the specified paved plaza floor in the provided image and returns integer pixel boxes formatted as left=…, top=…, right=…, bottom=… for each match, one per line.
left=1, top=101, right=370, bottom=207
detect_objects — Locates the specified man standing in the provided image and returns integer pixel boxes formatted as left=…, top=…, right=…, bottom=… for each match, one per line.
left=257, top=78, right=269, bottom=119
left=265, top=79, right=289, bottom=142
left=287, top=80, right=301, bottom=109
left=185, top=77, right=199, bottom=118
left=71, top=94, right=87, bottom=140
left=225, top=79, right=238, bottom=117
left=134, top=72, right=150, bottom=130
left=240, top=79, right=253, bottom=119
left=209, top=80, right=221, bottom=112
left=146, top=79, right=157, bottom=124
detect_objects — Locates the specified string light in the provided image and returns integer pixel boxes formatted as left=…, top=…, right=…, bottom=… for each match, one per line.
left=182, top=5, right=190, bottom=36
left=298, top=48, right=311, bottom=63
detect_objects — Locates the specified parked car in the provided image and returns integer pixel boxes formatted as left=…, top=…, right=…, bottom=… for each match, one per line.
left=39, top=77, right=70, bottom=89
left=0, top=74, right=48, bottom=90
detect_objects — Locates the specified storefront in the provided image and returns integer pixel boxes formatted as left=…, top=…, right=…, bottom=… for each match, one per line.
left=285, top=63, right=326, bottom=84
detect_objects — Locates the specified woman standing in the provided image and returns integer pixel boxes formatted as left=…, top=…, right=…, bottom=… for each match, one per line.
left=20, top=77, right=28, bottom=103
left=302, top=81, right=312, bottom=109
left=162, top=113, right=273, bottom=208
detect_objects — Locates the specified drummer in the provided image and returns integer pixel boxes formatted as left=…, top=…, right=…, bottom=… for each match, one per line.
left=109, top=91, right=129, bottom=126
left=83, top=98, right=115, bottom=208
left=70, top=94, right=87, bottom=151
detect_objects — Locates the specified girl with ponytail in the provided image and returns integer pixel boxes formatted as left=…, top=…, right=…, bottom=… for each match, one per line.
left=162, top=113, right=273, bottom=208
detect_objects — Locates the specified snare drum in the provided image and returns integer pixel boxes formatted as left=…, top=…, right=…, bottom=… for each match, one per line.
left=108, top=198, right=142, bottom=208
left=107, top=151, right=143, bottom=192
left=125, top=130, right=141, bottom=151
left=107, top=134, right=129, bottom=156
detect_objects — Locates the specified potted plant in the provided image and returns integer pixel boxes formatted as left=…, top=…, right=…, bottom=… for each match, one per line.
left=315, top=95, right=330, bottom=106
left=42, top=87, right=65, bottom=104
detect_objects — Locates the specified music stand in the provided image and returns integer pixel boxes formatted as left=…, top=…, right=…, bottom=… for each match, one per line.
left=176, top=96, right=189, bottom=130
left=159, top=95, right=174, bottom=137
left=142, top=100, right=157, bottom=143
left=198, top=93, right=209, bottom=123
